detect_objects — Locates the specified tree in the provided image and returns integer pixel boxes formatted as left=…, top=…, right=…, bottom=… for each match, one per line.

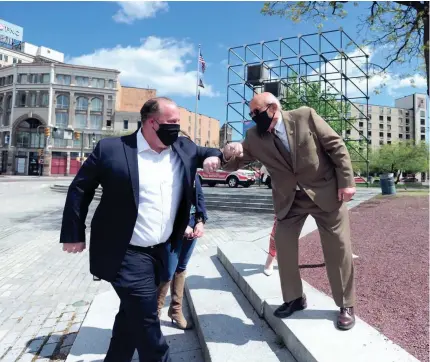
left=369, top=141, right=429, bottom=182
left=261, top=1, right=429, bottom=95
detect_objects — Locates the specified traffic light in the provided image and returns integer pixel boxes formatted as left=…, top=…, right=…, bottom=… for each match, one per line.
left=74, top=132, right=80, bottom=141
left=44, top=127, right=50, bottom=137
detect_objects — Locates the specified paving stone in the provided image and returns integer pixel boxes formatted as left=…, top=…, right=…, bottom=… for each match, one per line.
left=38, top=342, right=57, bottom=358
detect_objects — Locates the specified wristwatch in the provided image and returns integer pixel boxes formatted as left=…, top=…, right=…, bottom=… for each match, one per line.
left=195, top=216, right=205, bottom=224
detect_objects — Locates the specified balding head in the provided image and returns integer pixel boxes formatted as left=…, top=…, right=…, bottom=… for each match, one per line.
left=249, top=92, right=282, bottom=134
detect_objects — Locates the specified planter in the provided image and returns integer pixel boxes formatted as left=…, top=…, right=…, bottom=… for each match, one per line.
left=379, top=173, right=396, bottom=195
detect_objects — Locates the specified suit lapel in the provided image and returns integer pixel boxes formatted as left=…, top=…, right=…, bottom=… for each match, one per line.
left=123, top=131, right=139, bottom=208
left=283, top=111, right=297, bottom=170
left=172, top=142, right=191, bottom=190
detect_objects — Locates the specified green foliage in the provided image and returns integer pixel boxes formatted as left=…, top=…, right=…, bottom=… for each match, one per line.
left=369, top=141, right=429, bottom=175
left=261, top=1, right=429, bottom=94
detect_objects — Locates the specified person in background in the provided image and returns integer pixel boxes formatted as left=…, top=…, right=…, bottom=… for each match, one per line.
left=157, top=176, right=207, bottom=330
left=264, top=217, right=277, bottom=276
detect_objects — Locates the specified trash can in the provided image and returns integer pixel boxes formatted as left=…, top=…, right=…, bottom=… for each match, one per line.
left=380, top=173, right=396, bottom=195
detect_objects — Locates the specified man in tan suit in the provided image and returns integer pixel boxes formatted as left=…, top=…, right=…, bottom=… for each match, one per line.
left=221, top=92, right=357, bottom=330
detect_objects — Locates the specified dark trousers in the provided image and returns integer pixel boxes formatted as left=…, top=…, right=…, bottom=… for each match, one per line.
left=161, top=215, right=197, bottom=282
left=104, top=246, right=171, bottom=362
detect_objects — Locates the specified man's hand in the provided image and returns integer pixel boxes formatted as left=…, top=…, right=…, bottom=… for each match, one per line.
left=338, top=187, right=356, bottom=202
left=193, top=222, right=204, bottom=238
left=184, top=226, right=194, bottom=239
left=203, top=156, right=221, bottom=173
left=63, top=242, right=86, bottom=253
left=223, top=142, right=243, bottom=161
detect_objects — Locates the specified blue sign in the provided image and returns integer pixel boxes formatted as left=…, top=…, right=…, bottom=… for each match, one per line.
left=0, top=19, right=23, bottom=42
left=242, top=120, right=255, bottom=137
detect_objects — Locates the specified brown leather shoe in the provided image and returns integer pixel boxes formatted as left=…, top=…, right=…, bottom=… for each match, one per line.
left=337, top=307, right=355, bottom=330
left=156, top=281, right=171, bottom=318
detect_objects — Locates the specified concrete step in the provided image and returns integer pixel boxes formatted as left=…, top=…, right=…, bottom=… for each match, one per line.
left=205, top=201, right=273, bottom=208
left=205, top=205, right=274, bottom=213
left=217, top=242, right=419, bottom=362
left=66, top=287, right=204, bottom=362
left=185, top=253, right=295, bottom=362
left=203, top=194, right=273, bottom=201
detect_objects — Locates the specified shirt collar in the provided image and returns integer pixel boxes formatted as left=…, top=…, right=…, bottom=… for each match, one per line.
left=274, top=112, right=285, bottom=134
left=136, top=129, right=151, bottom=153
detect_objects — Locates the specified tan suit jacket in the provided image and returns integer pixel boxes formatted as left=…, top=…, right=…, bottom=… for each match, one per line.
left=223, top=107, right=355, bottom=219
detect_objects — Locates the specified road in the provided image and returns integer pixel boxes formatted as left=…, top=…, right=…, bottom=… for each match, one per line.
left=0, top=179, right=275, bottom=361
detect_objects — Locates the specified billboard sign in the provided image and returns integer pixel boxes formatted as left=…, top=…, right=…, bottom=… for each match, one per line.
left=0, top=19, right=23, bottom=42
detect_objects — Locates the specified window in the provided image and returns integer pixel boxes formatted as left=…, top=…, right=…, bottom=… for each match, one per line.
left=106, top=120, right=112, bottom=127
left=76, top=97, right=88, bottom=111
left=399, top=109, right=403, bottom=115
left=56, top=74, right=71, bottom=85
left=18, top=74, right=27, bottom=83
left=420, top=110, right=425, bottom=117
left=421, top=127, right=426, bottom=133
left=107, top=96, right=113, bottom=109
left=75, top=76, right=89, bottom=86
left=107, top=80, right=114, bottom=89
left=399, top=134, right=403, bottom=139
left=28, top=93, right=36, bottom=107
left=56, top=95, right=69, bottom=109
left=368, top=114, right=372, bottom=120
left=6, top=95, right=12, bottom=110
left=406, top=134, right=410, bottom=139
left=387, top=116, right=391, bottom=122
left=387, top=133, right=391, bottom=138
left=387, top=108, right=391, bottom=114
left=406, top=118, right=410, bottom=124
left=0, top=54, right=2, bottom=60
left=4, top=55, right=8, bottom=62
left=18, top=92, right=26, bottom=107
left=379, top=140, right=384, bottom=145
left=137, top=121, right=142, bottom=129
left=421, top=119, right=426, bottom=125
left=387, top=141, right=391, bottom=145
left=359, top=122, right=363, bottom=127
left=18, top=59, right=22, bottom=64
left=379, top=115, right=383, bottom=121
left=55, top=112, right=69, bottom=128
left=123, top=120, right=129, bottom=130
left=91, top=78, right=105, bottom=88
left=41, top=74, right=50, bottom=83
left=91, top=98, right=103, bottom=112
left=421, top=135, right=425, bottom=141
left=379, top=132, right=384, bottom=137
left=41, top=93, right=49, bottom=107
left=75, top=114, right=87, bottom=128
left=7, top=75, right=13, bottom=84
left=379, top=108, right=384, bottom=114
left=399, top=117, right=403, bottom=123
left=406, top=127, right=410, bottom=132
left=379, top=124, right=383, bottom=130
left=90, top=114, right=103, bottom=129
left=368, top=131, right=371, bottom=136
left=346, top=130, right=351, bottom=136
left=387, top=125, right=391, bottom=130
left=12, top=58, right=17, bottom=64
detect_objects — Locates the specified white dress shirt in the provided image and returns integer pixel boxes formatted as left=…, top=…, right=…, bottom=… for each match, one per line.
left=129, top=131, right=184, bottom=248
left=273, top=113, right=291, bottom=152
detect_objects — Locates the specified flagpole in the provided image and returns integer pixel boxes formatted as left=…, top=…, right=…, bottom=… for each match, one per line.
left=194, top=44, right=200, bottom=144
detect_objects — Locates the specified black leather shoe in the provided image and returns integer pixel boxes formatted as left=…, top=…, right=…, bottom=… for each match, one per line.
left=274, top=295, right=307, bottom=318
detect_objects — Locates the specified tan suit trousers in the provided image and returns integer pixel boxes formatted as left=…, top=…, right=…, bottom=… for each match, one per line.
left=274, top=190, right=355, bottom=307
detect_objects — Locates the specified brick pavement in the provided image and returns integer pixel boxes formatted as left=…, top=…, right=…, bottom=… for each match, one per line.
left=0, top=181, right=276, bottom=361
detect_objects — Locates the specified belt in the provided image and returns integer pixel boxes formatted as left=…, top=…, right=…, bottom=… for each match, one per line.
left=128, top=244, right=163, bottom=253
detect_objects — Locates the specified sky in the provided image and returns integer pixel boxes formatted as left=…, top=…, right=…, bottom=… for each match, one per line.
left=2, top=1, right=427, bottom=130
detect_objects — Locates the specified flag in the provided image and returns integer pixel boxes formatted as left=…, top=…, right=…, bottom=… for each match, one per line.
left=199, top=52, right=206, bottom=73
left=199, top=78, right=205, bottom=88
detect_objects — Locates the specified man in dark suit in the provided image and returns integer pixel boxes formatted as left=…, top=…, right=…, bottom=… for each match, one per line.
left=60, top=97, right=222, bottom=362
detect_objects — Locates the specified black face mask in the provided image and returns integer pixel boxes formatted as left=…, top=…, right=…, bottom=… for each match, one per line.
left=154, top=121, right=180, bottom=146
left=251, top=105, right=274, bottom=136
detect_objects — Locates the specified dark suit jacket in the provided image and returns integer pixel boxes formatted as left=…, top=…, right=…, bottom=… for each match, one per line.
left=60, top=130, right=222, bottom=282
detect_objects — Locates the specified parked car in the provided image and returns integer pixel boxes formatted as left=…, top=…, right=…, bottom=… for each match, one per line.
left=197, top=168, right=255, bottom=188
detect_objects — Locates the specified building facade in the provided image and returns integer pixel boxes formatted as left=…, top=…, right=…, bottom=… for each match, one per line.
left=349, top=93, right=428, bottom=151
left=112, top=86, right=221, bottom=147
left=0, top=59, right=119, bottom=175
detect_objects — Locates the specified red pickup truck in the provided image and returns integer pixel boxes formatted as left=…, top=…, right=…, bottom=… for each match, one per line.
left=197, top=168, right=256, bottom=188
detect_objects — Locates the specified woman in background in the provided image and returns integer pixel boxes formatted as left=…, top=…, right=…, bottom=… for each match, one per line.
left=156, top=175, right=207, bottom=329
left=264, top=217, right=277, bottom=276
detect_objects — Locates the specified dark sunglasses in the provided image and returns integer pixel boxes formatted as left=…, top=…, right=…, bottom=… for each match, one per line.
left=249, top=104, right=272, bottom=119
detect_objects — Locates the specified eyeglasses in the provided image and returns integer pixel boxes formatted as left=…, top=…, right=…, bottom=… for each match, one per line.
left=249, top=104, right=272, bottom=119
